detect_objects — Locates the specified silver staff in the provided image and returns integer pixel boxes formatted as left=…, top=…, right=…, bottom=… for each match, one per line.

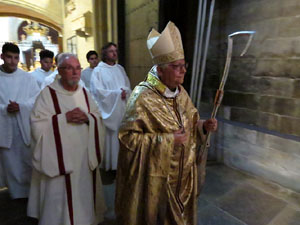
left=197, top=31, right=256, bottom=163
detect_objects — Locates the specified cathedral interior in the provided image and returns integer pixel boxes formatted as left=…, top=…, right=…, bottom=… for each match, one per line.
left=0, top=0, right=299, bottom=224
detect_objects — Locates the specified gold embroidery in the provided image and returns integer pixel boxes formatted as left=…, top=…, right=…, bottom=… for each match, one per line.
left=153, top=49, right=184, bottom=64
left=146, top=72, right=166, bottom=94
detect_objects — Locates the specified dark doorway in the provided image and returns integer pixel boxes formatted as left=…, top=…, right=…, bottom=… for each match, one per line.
left=159, top=0, right=199, bottom=93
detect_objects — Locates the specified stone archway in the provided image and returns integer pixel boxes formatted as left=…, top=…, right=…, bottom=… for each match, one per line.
left=0, top=1, right=63, bottom=54
left=0, top=1, right=63, bottom=34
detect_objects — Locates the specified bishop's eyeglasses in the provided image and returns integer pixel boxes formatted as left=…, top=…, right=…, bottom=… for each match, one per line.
left=168, top=62, right=189, bottom=71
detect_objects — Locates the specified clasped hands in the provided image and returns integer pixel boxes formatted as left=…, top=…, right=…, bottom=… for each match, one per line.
left=7, top=100, right=19, bottom=113
left=121, top=88, right=127, bottom=100
left=66, top=107, right=88, bottom=124
left=173, top=118, right=218, bottom=147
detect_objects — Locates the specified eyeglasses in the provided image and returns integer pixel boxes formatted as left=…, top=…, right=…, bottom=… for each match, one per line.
left=60, top=66, right=82, bottom=72
left=168, top=63, right=189, bottom=71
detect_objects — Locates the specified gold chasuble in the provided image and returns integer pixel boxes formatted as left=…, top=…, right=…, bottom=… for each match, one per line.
left=116, top=70, right=207, bottom=225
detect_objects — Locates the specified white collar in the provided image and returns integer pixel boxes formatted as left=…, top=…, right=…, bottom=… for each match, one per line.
left=150, top=65, right=179, bottom=98
left=164, top=86, right=179, bottom=98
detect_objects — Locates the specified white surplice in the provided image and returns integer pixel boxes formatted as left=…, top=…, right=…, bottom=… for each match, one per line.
left=0, top=68, right=40, bottom=199
left=81, top=67, right=94, bottom=90
left=27, top=79, right=106, bottom=225
left=41, top=69, right=58, bottom=90
left=30, top=68, right=53, bottom=88
left=90, top=61, right=131, bottom=170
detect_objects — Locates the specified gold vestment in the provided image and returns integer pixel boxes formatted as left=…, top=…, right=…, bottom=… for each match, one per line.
left=116, top=72, right=206, bottom=225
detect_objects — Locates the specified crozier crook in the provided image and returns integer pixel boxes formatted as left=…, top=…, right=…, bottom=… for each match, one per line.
left=198, top=31, right=255, bottom=162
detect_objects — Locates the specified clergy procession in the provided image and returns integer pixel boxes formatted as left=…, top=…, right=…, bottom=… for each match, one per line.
left=0, top=21, right=217, bottom=225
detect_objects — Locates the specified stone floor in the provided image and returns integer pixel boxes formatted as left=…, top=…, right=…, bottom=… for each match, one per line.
left=1, top=164, right=300, bottom=225
left=198, top=164, right=300, bottom=225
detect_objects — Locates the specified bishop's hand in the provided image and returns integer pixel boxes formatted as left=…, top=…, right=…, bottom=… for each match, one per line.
left=203, top=118, right=218, bottom=133
left=173, top=128, right=189, bottom=147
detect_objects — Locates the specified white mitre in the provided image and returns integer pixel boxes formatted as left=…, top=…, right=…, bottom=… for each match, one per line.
left=147, top=21, right=184, bottom=65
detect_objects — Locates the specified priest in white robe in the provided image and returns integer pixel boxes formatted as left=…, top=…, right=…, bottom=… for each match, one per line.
left=27, top=53, right=106, bottom=225
left=81, top=50, right=99, bottom=90
left=30, top=49, right=54, bottom=88
left=90, top=42, right=131, bottom=171
left=41, top=53, right=60, bottom=89
left=0, top=42, right=40, bottom=199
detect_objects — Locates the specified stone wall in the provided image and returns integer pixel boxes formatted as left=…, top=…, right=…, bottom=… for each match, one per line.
left=211, top=120, right=300, bottom=192
left=203, top=0, right=300, bottom=137
left=124, top=0, right=159, bottom=87
left=204, top=0, right=300, bottom=191
left=63, top=0, right=95, bottom=69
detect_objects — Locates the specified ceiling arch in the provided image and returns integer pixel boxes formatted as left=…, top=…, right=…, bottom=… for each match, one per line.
left=0, top=2, right=63, bottom=33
